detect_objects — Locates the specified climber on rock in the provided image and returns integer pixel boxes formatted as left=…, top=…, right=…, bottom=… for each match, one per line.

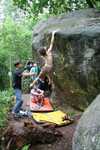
left=30, top=30, right=58, bottom=88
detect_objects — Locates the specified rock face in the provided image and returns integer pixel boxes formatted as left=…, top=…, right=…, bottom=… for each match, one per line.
left=32, top=9, right=100, bottom=110
left=72, top=94, right=100, bottom=150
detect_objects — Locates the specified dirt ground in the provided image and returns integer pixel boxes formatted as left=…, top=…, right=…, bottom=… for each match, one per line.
left=30, top=115, right=80, bottom=150
left=1, top=94, right=81, bottom=150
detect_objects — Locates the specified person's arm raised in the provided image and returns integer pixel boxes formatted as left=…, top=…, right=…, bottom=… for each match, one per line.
left=48, top=30, right=57, bottom=52
left=22, top=72, right=35, bottom=77
left=30, top=77, right=39, bottom=87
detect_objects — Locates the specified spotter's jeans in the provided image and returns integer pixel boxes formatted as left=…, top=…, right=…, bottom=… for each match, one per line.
left=12, top=89, right=23, bottom=113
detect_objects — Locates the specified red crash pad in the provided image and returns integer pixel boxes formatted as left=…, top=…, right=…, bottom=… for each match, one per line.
left=30, top=97, right=53, bottom=112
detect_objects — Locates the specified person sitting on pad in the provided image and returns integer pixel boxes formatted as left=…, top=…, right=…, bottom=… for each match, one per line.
left=30, top=88, right=44, bottom=106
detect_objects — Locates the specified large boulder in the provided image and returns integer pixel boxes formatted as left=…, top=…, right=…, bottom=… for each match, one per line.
left=72, top=94, right=100, bottom=150
left=32, top=9, right=100, bottom=110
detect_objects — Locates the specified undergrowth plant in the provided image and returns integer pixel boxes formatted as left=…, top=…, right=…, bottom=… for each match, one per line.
left=0, top=89, right=13, bottom=127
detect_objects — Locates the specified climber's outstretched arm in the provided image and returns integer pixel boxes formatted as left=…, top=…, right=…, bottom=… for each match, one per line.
left=48, top=30, right=57, bottom=52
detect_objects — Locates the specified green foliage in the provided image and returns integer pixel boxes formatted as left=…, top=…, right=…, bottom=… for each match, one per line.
left=86, top=0, right=100, bottom=8
left=0, top=63, right=9, bottom=90
left=0, top=16, right=32, bottom=61
left=13, top=0, right=100, bottom=17
left=0, top=16, right=32, bottom=89
left=21, top=145, right=30, bottom=150
left=12, top=0, right=89, bottom=17
left=0, top=89, right=13, bottom=127
left=95, top=0, right=100, bottom=8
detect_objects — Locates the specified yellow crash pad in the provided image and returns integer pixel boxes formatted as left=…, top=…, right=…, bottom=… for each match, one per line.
left=32, top=110, right=71, bottom=126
